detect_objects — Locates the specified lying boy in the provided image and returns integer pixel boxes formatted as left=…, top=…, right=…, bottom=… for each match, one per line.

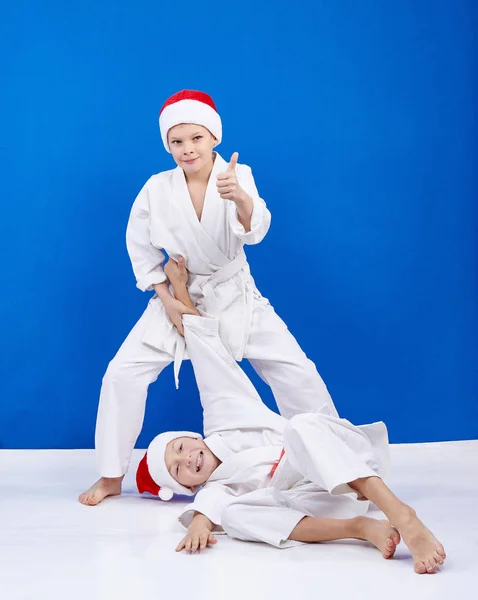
left=136, top=258, right=446, bottom=574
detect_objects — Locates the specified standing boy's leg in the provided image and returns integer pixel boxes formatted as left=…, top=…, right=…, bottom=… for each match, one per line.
left=79, top=303, right=173, bottom=506
left=246, top=302, right=339, bottom=419
left=167, top=261, right=337, bottom=420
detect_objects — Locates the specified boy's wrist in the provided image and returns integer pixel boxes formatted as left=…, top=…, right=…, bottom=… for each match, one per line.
left=154, top=282, right=172, bottom=301
left=172, top=282, right=188, bottom=295
left=192, top=512, right=213, bottom=529
left=172, top=283, right=189, bottom=303
left=234, top=188, right=250, bottom=206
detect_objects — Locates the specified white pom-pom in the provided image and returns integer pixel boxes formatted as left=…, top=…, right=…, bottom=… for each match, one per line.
left=158, top=487, right=174, bottom=501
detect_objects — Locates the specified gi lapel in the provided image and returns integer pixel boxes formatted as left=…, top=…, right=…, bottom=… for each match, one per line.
left=171, top=153, right=229, bottom=270
left=207, top=445, right=284, bottom=485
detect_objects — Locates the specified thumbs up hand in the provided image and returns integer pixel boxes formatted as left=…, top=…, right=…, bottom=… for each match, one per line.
left=216, top=152, right=247, bottom=203
left=227, top=152, right=239, bottom=172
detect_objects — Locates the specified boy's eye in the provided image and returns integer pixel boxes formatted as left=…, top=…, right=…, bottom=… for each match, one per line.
left=194, top=136, right=202, bottom=140
left=172, top=140, right=181, bottom=144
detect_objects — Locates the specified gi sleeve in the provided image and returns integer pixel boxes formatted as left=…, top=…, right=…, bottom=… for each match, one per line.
left=228, top=165, right=271, bottom=245
left=178, top=483, right=236, bottom=531
left=126, top=181, right=168, bottom=292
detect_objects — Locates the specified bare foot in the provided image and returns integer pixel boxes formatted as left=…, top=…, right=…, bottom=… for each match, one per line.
left=78, top=477, right=123, bottom=506
left=357, top=517, right=401, bottom=559
left=394, top=507, right=446, bottom=574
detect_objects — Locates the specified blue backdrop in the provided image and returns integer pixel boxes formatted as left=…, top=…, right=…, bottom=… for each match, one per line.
left=2, top=1, right=477, bottom=448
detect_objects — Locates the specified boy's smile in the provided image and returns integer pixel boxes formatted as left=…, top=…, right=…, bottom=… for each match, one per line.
left=165, top=436, right=220, bottom=491
left=168, top=123, right=217, bottom=177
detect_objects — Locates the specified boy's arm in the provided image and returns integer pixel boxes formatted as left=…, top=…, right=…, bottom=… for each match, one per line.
left=233, top=191, right=253, bottom=233
left=228, top=165, right=271, bottom=245
left=164, top=256, right=199, bottom=313
left=191, top=512, right=214, bottom=529
left=126, top=182, right=168, bottom=292
left=172, top=280, right=199, bottom=314
left=178, top=484, right=235, bottom=532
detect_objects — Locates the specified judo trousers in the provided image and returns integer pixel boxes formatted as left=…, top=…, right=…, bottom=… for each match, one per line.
left=220, top=413, right=386, bottom=549
left=95, top=301, right=338, bottom=477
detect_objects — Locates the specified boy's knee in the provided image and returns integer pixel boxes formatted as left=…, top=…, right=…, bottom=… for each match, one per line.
left=102, top=361, right=121, bottom=383
left=102, top=358, right=136, bottom=386
left=284, top=413, right=329, bottom=443
left=286, top=413, right=312, bottom=433
left=287, top=413, right=308, bottom=427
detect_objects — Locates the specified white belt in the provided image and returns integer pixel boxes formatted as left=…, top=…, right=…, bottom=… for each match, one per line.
left=173, top=250, right=254, bottom=388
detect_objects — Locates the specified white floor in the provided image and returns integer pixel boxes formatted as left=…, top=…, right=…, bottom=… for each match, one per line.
left=1, top=441, right=477, bottom=600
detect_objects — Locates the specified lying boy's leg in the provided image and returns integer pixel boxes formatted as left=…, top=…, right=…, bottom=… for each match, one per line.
left=284, top=413, right=446, bottom=574
left=348, top=476, right=446, bottom=574
left=222, top=490, right=399, bottom=558
left=168, top=257, right=338, bottom=420
left=221, top=492, right=307, bottom=548
left=289, top=516, right=400, bottom=559
left=283, top=413, right=387, bottom=496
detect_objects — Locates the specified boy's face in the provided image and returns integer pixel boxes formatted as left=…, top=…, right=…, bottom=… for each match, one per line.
left=167, top=124, right=217, bottom=175
left=165, top=436, right=218, bottom=492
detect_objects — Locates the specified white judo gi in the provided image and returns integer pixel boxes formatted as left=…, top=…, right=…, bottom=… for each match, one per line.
left=96, top=153, right=337, bottom=477
left=177, top=314, right=389, bottom=549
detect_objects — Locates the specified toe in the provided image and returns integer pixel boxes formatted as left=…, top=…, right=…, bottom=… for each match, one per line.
left=434, top=551, right=444, bottom=565
left=426, top=559, right=437, bottom=573
left=415, top=561, right=427, bottom=574
left=384, top=537, right=397, bottom=559
left=384, top=547, right=394, bottom=559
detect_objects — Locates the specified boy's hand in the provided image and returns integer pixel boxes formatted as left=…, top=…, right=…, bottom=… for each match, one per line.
left=162, top=296, right=196, bottom=336
left=216, top=152, right=248, bottom=204
left=164, top=256, right=189, bottom=289
left=175, top=526, right=217, bottom=553
left=163, top=256, right=199, bottom=317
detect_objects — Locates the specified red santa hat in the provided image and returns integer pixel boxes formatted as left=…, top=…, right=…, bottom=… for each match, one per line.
left=159, top=90, right=222, bottom=153
left=136, top=431, right=202, bottom=501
